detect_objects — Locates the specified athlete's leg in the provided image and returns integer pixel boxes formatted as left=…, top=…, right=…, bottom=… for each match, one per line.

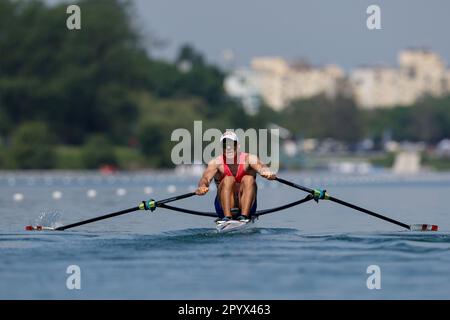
left=218, top=176, right=236, bottom=218
left=214, top=196, right=224, bottom=218
left=239, top=175, right=256, bottom=217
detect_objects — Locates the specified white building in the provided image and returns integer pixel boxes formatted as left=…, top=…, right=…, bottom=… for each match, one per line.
left=227, top=48, right=450, bottom=112
left=250, top=57, right=345, bottom=110
left=224, top=68, right=262, bottom=115
left=350, top=49, right=450, bottom=109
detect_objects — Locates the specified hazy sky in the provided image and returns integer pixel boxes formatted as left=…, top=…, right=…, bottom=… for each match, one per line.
left=48, top=0, right=450, bottom=70
left=132, top=0, right=450, bottom=70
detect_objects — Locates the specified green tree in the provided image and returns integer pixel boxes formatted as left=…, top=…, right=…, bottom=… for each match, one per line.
left=409, top=96, right=450, bottom=143
left=82, top=134, right=118, bottom=169
left=281, top=95, right=362, bottom=142
left=363, top=107, right=412, bottom=141
left=174, top=44, right=226, bottom=105
left=176, top=44, right=205, bottom=66
left=0, top=103, right=12, bottom=137
left=362, top=95, right=450, bottom=143
left=135, top=94, right=209, bottom=167
left=0, top=0, right=146, bottom=144
left=9, top=122, right=56, bottom=169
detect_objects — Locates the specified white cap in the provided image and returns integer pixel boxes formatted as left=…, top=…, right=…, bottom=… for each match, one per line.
left=220, top=131, right=239, bottom=142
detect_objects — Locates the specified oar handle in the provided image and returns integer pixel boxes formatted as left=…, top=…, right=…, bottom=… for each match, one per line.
left=156, top=192, right=196, bottom=205
left=276, top=177, right=315, bottom=194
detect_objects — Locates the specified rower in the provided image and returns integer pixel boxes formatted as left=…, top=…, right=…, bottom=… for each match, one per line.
left=195, top=131, right=276, bottom=223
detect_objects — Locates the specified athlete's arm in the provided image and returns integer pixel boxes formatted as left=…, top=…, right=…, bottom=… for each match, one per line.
left=195, top=159, right=219, bottom=195
left=248, top=154, right=277, bottom=180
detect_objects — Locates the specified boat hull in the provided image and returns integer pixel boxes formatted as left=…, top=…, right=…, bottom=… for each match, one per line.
left=215, top=219, right=255, bottom=233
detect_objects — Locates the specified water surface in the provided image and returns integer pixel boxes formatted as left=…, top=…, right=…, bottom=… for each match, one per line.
left=1, top=171, right=449, bottom=299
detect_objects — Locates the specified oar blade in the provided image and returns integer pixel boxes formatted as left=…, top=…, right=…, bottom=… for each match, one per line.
left=409, top=224, right=439, bottom=232
left=25, top=225, right=55, bottom=231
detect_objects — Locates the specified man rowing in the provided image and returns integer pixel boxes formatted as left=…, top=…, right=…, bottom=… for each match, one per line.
left=195, top=131, right=276, bottom=223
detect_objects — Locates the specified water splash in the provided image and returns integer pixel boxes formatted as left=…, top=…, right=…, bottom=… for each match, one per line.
left=31, top=211, right=63, bottom=229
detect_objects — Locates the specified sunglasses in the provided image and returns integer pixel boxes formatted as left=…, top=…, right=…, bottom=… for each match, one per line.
left=222, top=140, right=237, bottom=149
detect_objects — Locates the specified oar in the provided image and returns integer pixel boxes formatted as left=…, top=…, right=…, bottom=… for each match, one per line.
left=25, top=192, right=196, bottom=231
left=276, top=177, right=438, bottom=231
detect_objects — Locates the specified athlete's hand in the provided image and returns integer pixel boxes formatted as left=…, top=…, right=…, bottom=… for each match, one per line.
left=195, top=186, right=209, bottom=195
left=260, top=170, right=276, bottom=180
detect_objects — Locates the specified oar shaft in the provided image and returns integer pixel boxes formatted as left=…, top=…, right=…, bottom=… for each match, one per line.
left=276, top=177, right=411, bottom=230
left=55, top=192, right=196, bottom=231
left=328, top=196, right=410, bottom=230
left=55, top=206, right=140, bottom=231
left=276, top=178, right=314, bottom=194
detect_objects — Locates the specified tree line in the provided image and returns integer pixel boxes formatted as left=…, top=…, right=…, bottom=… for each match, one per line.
left=0, top=0, right=258, bottom=169
left=278, top=94, right=450, bottom=146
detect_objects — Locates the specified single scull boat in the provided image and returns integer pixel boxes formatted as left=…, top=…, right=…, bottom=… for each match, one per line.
left=24, top=177, right=439, bottom=233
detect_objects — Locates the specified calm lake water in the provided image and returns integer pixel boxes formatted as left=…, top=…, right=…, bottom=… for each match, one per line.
left=1, top=170, right=449, bottom=299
